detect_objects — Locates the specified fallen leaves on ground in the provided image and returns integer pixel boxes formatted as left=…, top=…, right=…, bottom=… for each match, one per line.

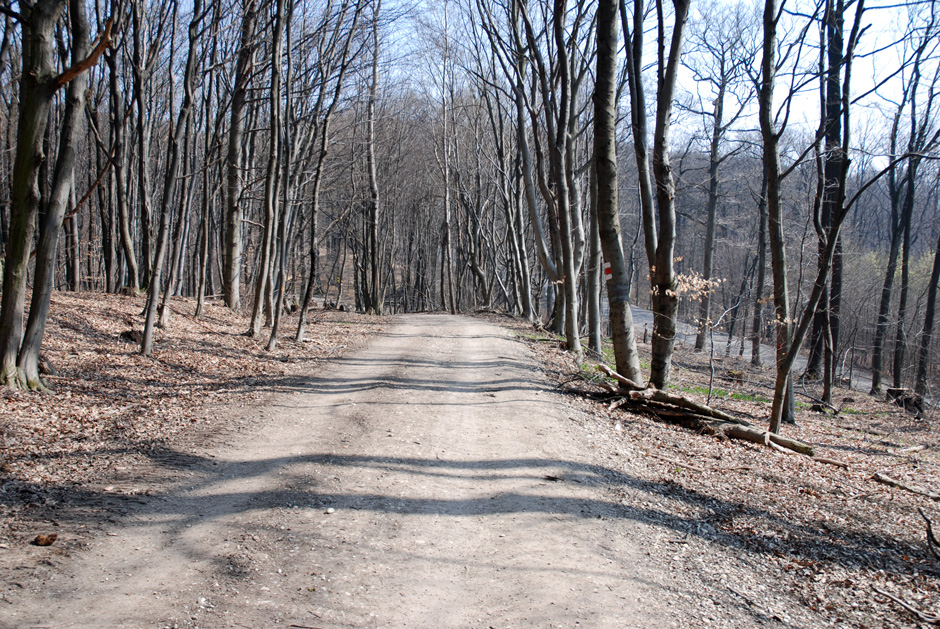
left=0, top=292, right=385, bottom=543
left=504, top=317, right=940, bottom=629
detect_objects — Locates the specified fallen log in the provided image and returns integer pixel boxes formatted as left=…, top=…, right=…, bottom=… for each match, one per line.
left=595, top=364, right=815, bottom=457
left=629, top=388, right=750, bottom=426
left=625, top=401, right=814, bottom=456
left=719, top=423, right=815, bottom=456
left=596, top=365, right=645, bottom=391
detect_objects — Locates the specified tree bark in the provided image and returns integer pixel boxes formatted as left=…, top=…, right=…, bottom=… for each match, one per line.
left=132, top=0, right=158, bottom=289
left=694, top=80, right=726, bottom=352
left=759, top=0, right=795, bottom=434
left=249, top=0, right=285, bottom=337
left=751, top=170, right=768, bottom=367
left=587, top=156, right=602, bottom=355
left=223, top=0, right=258, bottom=312
left=296, top=0, right=361, bottom=340
left=366, top=0, right=383, bottom=315
left=18, top=0, right=99, bottom=389
left=914, top=227, right=940, bottom=398
left=893, top=159, right=917, bottom=389
left=594, top=0, right=642, bottom=382
left=622, top=0, right=689, bottom=388
left=0, top=0, right=68, bottom=384
left=107, top=9, right=139, bottom=292
left=870, top=107, right=905, bottom=395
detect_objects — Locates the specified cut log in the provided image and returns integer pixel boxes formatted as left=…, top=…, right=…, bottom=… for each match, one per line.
left=594, top=363, right=815, bottom=457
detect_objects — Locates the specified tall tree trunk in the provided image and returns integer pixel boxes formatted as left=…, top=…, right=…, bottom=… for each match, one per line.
left=647, top=0, right=689, bottom=388
left=0, top=0, right=68, bottom=384
left=296, top=1, right=361, bottom=340
left=870, top=109, right=905, bottom=395
left=759, top=0, right=795, bottom=433
left=587, top=156, right=602, bottom=356
left=267, top=0, right=296, bottom=352
left=595, top=0, right=642, bottom=382
left=195, top=41, right=216, bottom=320
left=66, top=211, right=81, bottom=291
left=223, top=0, right=258, bottom=311
left=141, top=0, right=203, bottom=356
left=893, top=162, right=917, bottom=389
left=249, top=0, right=285, bottom=336
left=694, top=81, right=726, bottom=352
left=365, top=0, right=383, bottom=315
left=622, top=0, right=689, bottom=387
left=751, top=170, right=768, bottom=367
left=764, top=0, right=866, bottom=430
left=158, top=111, right=197, bottom=328
left=18, top=0, right=101, bottom=389
left=132, top=0, right=156, bottom=289
left=92, top=106, right=116, bottom=293
left=106, top=13, right=139, bottom=292
left=915, top=227, right=940, bottom=398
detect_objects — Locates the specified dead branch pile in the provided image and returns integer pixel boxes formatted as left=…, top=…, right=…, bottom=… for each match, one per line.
left=596, top=364, right=814, bottom=457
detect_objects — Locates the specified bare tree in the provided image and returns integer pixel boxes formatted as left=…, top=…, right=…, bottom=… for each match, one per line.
left=17, top=2, right=110, bottom=388
left=141, top=0, right=204, bottom=356
left=0, top=0, right=109, bottom=386
left=366, top=0, right=383, bottom=314
left=594, top=0, right=642, bottom=382
left=223, top=0, right=260, bottom=311
left=621, top=0, right=691, bottom=388
left=248, top=0, right=287, bottom=337
left=684, top=5, right=752, bottom=353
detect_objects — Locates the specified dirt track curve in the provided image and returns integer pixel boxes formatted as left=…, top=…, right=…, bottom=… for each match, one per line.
left=4, top=314, right=755, bottom=628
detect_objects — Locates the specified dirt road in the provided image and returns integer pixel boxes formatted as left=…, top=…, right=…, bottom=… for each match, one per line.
left=4, top=315, right=769, bottom=628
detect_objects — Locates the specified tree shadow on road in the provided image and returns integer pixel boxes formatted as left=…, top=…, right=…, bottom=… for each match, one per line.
left=8, top=447, right=930, bottom=587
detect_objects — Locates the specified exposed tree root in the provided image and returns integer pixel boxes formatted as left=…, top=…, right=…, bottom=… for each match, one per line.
left=596, top=365, right=815, bottom=457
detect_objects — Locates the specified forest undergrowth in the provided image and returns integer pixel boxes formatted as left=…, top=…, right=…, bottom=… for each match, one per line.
left=507, top=317, right=940, bottom=628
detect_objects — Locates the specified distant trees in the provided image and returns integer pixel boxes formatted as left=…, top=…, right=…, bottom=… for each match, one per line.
left=0, top=0, right=939, bottom=412
left=683, top=5, right=753, bottom=353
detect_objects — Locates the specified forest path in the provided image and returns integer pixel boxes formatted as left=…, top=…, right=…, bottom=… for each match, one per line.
left=6, top=314, right=698, bottom=628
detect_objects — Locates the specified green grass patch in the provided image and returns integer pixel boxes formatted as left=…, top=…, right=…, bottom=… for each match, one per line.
left=674, top=384, right=769, bottom=404
left=600, top=345, right=650, bottom=371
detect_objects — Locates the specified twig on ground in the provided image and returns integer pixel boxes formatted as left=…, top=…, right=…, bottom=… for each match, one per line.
left=919, top=507, right=940, bottom=561
left=872, top=472, right=940, bottom=501
left=647, top=452, right=705, bottom=473
left=813, top=456, right=849, bottom=469
left=873, top=586, right=940, bottom=625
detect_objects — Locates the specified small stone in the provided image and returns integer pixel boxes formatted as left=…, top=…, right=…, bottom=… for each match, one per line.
left=326, top=508, right=335, bottom=514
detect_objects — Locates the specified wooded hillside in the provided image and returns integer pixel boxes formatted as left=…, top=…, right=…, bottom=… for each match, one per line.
left=0, top=0, right=937, bottom=428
